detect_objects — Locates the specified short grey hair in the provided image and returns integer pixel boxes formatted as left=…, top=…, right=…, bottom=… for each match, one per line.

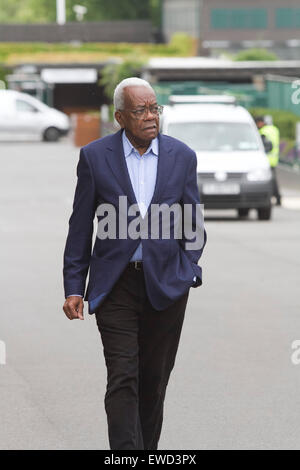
left=113, top=77, right=154, bottom=111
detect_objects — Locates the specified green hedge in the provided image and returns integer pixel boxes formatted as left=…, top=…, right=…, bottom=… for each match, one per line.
left=0, top=34, right=196, bottom=64
left=249, top=107, right=300, bottom=140
left=234, top=48, right=278, bottom=61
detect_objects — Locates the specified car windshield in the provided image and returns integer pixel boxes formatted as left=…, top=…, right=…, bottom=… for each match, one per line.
left=167, top=122, right=260, bottom=152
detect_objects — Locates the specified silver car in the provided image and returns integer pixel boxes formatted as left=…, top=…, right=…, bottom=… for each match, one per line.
left=0, top=90, right=70, bottom=141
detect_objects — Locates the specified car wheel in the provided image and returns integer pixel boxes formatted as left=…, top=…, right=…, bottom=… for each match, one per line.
left=257, top=206, right=272, bottom=221
left=238, top=208, right=250, bottom=219
left=43, top=127, right=60, bottom=142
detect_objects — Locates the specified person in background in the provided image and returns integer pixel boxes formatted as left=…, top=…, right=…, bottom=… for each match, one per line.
left=255, top=116, right=281, bottom=206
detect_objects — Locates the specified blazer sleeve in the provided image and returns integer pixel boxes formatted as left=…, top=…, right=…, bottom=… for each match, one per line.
left=63, top=148, right=97, bottom=298
left=180, top=151, right=207, bottom=285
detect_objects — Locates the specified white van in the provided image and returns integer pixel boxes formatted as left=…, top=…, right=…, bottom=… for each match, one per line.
left=0, top=90, right=70, bottom=142
left=160, top=98, right=273, bottom=220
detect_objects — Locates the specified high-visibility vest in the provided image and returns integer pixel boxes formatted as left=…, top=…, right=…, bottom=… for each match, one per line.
left=259, top=125, right=280, bottom=167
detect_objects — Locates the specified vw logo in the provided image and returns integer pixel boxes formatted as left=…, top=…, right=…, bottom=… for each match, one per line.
left=214, top=171, right=227, bottom=182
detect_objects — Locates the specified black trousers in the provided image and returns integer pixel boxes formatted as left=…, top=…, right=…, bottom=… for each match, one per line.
left=95, top=263, right=189, bottom=450
left=271, top=167, right=281, bottom=204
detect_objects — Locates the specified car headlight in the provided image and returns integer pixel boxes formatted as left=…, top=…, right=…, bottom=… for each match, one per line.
left=247, top=168, right=272, bottom=181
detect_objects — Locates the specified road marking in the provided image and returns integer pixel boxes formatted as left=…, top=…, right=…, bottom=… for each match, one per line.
left=282, top=197, right=300, bottom=210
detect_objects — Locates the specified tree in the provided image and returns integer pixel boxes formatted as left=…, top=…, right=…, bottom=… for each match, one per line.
left=0, top=0, right=157, bottom=23
left=100, top=58, right=145, bottom=102
left=0, top=0, right=56, bottom=23
left=79, top=0, right=150, bottom=21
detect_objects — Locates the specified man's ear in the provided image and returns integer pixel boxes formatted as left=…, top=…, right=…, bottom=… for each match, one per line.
left=115, top=110, right=124, bottom=128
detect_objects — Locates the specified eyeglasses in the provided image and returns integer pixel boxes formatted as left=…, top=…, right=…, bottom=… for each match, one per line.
left=122, top=104, right=164, bottom=120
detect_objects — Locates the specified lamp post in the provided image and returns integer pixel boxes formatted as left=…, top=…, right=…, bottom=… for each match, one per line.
left=73, top=5, right=88, bottom=21
left=56, top=0, right=66, bottom=25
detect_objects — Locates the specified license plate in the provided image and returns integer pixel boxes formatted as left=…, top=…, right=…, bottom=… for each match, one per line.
left=202, top=183, right=240, bottom=195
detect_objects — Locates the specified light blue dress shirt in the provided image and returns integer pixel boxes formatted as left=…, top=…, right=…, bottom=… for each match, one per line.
left=122, top=129, right=159, bottom=261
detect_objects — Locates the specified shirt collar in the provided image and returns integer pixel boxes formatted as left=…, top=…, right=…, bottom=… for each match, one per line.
left=122, top=130, right=158, bottom=158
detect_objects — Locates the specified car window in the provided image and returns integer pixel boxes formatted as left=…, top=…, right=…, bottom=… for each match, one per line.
left=167, top=122, right=260, bottom=152
left=16, top=99, right=38, bottom=113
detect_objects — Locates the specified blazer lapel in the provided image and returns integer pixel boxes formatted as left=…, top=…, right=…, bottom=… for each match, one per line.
left=150, top=133, right=174, bottom=206
left=105, top=129, right=137, bottom=206
left=105, top=131, right=175, bottom=212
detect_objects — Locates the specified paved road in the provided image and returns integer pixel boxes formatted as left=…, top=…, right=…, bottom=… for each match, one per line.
left=0, top=140, right=300, bottom=449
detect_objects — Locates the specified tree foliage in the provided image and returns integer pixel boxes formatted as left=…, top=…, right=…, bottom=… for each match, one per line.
left=0, top=0, right=158, bottom=23
left=99, top=58, right=146, bottom=102
left=234, top=48, right=278, bottom=61
left=0, top=0, right=56, bottom=23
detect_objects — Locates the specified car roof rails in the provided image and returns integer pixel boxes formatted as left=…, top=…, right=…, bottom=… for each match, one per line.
left=168, top=95, right=237, bottom=105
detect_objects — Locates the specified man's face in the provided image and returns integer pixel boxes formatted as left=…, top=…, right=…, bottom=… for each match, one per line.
left=115, top=86, right=159, bottom=143
left=256, top=120, right=264, bottom=129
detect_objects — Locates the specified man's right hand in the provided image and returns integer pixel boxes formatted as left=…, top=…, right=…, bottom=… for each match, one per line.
left=63, top=296, right=84, bottom=320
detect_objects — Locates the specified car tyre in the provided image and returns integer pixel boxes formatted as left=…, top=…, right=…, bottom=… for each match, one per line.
left=257, top=206, right=272, bottom=221
left=43, top=127, right=60, bottom=142
left=238, top=208, right=250, bottom=219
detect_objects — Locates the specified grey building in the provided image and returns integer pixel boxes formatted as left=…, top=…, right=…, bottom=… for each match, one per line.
left=163, top=0, right=300, bottom=59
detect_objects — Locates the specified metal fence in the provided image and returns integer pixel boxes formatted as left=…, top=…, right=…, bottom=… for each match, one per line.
left=266, top=74, right=300, bottom=116
left=153, top=80, right=268, bottom=108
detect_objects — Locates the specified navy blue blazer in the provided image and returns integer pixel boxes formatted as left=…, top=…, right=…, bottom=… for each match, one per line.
left=63, top=129, right=207, bottom=314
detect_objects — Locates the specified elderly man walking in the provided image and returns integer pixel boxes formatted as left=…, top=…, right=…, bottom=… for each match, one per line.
left=63, top=77, right=206, bottom=450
